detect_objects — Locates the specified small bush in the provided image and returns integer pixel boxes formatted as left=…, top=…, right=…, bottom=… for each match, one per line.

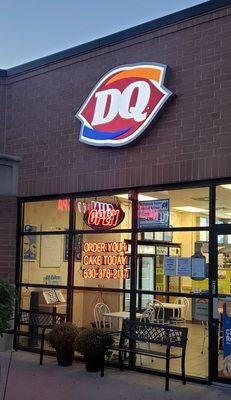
left=47, top=323, right=78, bottom=350
left=74, top=328, right=114, bottom=356
left=0, top=278, right=15, bottom=336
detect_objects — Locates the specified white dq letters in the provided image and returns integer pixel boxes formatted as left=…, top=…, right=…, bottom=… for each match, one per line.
left=92, top=81, right=151, bottom=126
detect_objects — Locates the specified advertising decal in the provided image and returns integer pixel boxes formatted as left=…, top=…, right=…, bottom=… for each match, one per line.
left=223, top=302, right=231, bottom=377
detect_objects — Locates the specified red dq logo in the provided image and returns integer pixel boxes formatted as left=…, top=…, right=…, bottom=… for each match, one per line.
left=76, top=63, right=173, bottom=147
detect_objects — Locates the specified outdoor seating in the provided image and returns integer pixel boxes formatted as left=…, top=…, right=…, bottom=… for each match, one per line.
left=101, top=318, right=188, bottom=391
left=4, top=309, right=66, bottom=365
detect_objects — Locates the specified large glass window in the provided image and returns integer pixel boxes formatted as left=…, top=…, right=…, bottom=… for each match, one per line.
left=18, top=182, right=231, bottom=383
left=22, top=234, right=68, bottom=285
left=74, top=195, right=132, bottom=230
left=217, top=233, right=231, bottom=296
left=136, top=231, right=209, bottom=297
left=19, top=286, right=67, bottom=350
left=138, top=187, right=209, bottom=228
left=216, top=185, right=231, bottom=224
left=23, top=200, right=69, bottom=231
left=74, top=232, right=131, bottom=288
left=72, top=289, right=128, bottom=330
left=134, top=293, right=208, bottom=379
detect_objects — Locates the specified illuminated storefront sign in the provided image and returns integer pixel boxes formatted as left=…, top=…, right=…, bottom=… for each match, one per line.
left=138, top=199, right=169, bottom=228
left=57, top=199, right=71, bottom=212
left=82, top=241, right=129, bottom=279
left=83, top=203, right=124, bottom=229
left=57, top=200, right=125, bottom=229
left=76, top=63, right=173, bottom=147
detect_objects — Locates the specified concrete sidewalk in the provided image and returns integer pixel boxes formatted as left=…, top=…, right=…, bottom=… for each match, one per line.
left=0, top=351, right=230, bottom=400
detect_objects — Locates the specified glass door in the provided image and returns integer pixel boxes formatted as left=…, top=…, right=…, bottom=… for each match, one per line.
left=139, top=256, right=155, bottom=309
left=213, top=231, right=231, bottom=383
left=155, top=246, right=168, bottom=302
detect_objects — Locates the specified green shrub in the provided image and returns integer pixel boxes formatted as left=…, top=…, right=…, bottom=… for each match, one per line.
left=0, top=278, right=15, bottom=336
left=47, top=323, right=78, bottom=350
left=74, top=328, right=114, bottom=356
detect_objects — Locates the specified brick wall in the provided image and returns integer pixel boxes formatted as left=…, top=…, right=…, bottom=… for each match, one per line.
left=3, top=5, right=231, bottom=197
left=0, top=196, right=17, bottom=283
left=0, top=77, right=6, bottom=152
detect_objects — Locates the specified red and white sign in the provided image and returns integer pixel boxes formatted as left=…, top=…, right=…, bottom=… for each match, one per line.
left=83, top=203, right=125, bottom=229
left=76, top=63, right=173, bottom=147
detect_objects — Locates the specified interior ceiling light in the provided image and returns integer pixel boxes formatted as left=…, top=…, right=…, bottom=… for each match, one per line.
left=116, top=194, right=157, bottom=201
left=173, top=206, right=209, bottom=213
left=220, top=184, right=231, bottom=190
left=191, top=197, right=209, bottom=202
left=138, top=194, right=158, bottom=201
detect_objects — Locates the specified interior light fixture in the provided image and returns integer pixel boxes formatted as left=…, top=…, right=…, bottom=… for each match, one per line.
left=116, top=194, right=157, bottom=201
left=220, top=184, right=231, bottom=190
left=173, top=206, right=209, bottom=213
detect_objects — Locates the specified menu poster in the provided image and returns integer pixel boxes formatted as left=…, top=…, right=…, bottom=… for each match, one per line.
left=178, top=258, right=191, bottom=277
left=223, top=303, right=231, bottom=377
left=40, top=235, right=62, bottom=268
left=164, top=256, right=177, bottom=276
left=191, top=257, right=206, bottom=279
left=138, top=199, right=169, bottom=229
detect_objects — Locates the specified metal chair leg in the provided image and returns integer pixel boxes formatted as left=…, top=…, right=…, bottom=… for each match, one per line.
left=40, top=333, right=45, bottom=365
left=201, top=325, right=206, bottom=354
left=119, top=350, right=123, bottom=371
left=100, top=351, right=105, bottom=377
left=165, top=354, right=170, bottom=391
left=182, top=351, right=186, bottom=385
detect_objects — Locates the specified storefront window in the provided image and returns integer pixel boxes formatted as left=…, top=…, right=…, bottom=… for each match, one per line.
left=135, top=293, right=208, bottom=379
left=216, top=184, right=231, bottom=224
left=136, top=231, right=209, bottom=297
left=72, top=289, right=127, bottom=330
left=18, top=183, right=228, bottom=383
left=138, top=187, right=209, bottom=228
left=74, top=232, right=131, bottom=288
left=23, top=200, right=69, bottom=231
left=21, top=234, right=68, bottom=285
left=19, top=286, right=67, bottom=350
left=74, top=195, right=132, bottom=230
left=218, top=234, right=231, bottom=295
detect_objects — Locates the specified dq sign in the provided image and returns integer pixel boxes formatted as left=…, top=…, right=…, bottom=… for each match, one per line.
left=76, top=63, right=173, bottom=147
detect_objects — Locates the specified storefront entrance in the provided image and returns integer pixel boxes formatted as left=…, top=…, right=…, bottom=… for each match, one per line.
left=16, top=181, right=231, bottom=385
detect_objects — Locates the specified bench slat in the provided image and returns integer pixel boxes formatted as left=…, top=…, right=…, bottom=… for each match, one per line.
left=120, top=319, right=188, bottom=347
left=105, top=345, right=181, bottom=359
